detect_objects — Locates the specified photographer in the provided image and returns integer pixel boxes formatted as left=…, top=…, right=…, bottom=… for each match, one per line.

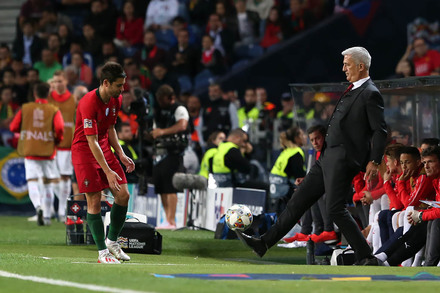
left=150, top=84, right=189, bottom=229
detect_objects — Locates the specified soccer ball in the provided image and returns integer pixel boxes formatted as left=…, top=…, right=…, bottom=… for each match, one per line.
left=225, top=204, right=253, bottom=231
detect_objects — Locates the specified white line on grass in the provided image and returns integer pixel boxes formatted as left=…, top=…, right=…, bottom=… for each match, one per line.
left=0, top=270, right=153, bottom=293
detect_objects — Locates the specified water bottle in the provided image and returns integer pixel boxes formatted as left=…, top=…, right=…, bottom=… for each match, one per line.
left=66, top=218, right=77, bottom=244
left=306, top=239, right=315, bottom=265
left=75, top=217, right=84, bottom=244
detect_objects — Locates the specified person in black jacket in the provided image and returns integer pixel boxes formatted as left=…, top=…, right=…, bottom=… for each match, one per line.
left=12, top=20, right=43, bottom=67
left=237, top=46, right=387, bottom=266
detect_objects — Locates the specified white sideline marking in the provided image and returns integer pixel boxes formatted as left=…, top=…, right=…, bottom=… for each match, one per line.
left=0, top=270, right=153, bottom=293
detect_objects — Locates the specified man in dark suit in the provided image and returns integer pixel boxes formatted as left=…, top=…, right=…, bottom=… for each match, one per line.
left=237, top=47, right=387, bottom=265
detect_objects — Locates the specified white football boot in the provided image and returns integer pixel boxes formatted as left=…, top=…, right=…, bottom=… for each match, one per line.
left=106, top=239, right=131, bottom=261
left=98, top=251, right=121, bottom=264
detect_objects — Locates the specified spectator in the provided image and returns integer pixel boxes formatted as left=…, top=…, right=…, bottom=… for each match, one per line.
left=70, top=52, right=93, bottom=87
left=391, top=125, right=412, bottom=145
left=260, top=6, right=287, bottom=49
left=144, top=0, right=179, bottom=31
left=118, top=90, right=138, bottom=136
left=151, top=64, right=180, bottom=97
left=0, top=87, right=20, bottom=130
left=169, top=29, right=199, bottom=91
left=216, top=1, right=237, bottom=32
left=73, top=85, right=88, bottom=105
left=411, top=37, right=440, bottom=76
left=83, top=0, right=116, bottom=40
left=237, top=86, right=259, bottom=128
left=12, top=20, right=44, bottom=67
left=37, top=7, right=73, bottom=40
left=393, top=45, right=415, bottom=78
left=114, top=0, right=144, bottom=56
left=33, top=48, right=63, bottom=82
left=199, top=83, right=239, bottom=144
left=134, top=30, right=168, bottom=72
left=50, top=0, right=91, bottom=37
left=206, top=14, right=235, bottom=59
left=47, top=33, right=63, bottom=63
left=96, top=41, right=124, bottom=66
left=194, top=35, right=225, bottom=90
left=57, top=24, right=72, bottom=58
left=19, top=0, right=52, bottom=27
left=81, top=23, right=103, bottom=60
left=0, top=44, right=12, bottom=71
left=285, top=0, right=315, bottom=36
left=246, top=0, right=275, bottom=20
left=189, top=0, right=216, bottom=29
left=232, top=0, right=260, bottom=48
left=64, top=65, right=87, bottom=93
left=25, top=68, right=40, bottom=101
left=186, top=95, right=203, bottom=159
left=62, top=41, right=94, bottom=70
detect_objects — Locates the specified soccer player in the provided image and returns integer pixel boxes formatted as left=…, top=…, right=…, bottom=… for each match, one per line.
left=10, top=82, right=64, bottom=226
left=49, top=70, right=76, bottom=222
left=71, top=62, right=135, bottom=264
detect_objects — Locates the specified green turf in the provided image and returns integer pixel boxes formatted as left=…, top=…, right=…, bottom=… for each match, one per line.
left=0, top=216, right=439, bottom=293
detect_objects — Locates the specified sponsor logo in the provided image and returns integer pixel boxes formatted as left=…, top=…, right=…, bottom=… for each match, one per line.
left=128, top=238, right=146, bottom=249
left=84, top=179, right=89, bottom=187
left=84, top=119, right=93, bottom=129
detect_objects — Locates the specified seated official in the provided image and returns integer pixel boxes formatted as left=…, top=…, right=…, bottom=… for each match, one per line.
left=268, top=126, right=306, bottom=213
left=212, top=128, right=253, bottom=187
left=199, top=131, right=226, bottom=179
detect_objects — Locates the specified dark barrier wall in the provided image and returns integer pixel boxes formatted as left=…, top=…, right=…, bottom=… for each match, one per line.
left=198, top=0, right=440, bottom=104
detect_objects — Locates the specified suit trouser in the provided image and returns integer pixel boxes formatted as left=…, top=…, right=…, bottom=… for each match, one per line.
left=424, top=219, right=440, bottom=266
left=262, top=146, right=372, bottom=261
left=300, top=202, right=323, bottom=235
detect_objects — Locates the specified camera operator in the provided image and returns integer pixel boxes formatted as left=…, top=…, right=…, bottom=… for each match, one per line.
left=149, top=84, right=189, bottom=229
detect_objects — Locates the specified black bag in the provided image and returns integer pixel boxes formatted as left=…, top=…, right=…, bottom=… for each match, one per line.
left=336, top=248, right=355, bottom=265
left=115, top=222, right=162, bottom=254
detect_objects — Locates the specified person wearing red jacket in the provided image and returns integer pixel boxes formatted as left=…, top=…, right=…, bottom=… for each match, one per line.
left=376, top=146, right=440, bottom=266
left=10, top=82, right=64, bottom=226
left=408, top=146, right=440, bottom=265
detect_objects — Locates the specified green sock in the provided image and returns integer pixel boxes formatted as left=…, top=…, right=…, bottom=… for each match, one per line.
left=87, top=213, right=106, bottom=251
left=107, top=203, right=128, bottom=242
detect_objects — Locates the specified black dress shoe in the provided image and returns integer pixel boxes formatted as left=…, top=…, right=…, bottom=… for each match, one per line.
left=235, top=230, right=268, bottom=258
left=354, top=256, right=379, bottom=266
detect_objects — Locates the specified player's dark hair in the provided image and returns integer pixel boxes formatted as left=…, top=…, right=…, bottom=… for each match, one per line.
left=307, top=124, right=326, bottom=136
left=100, top=62, right=126, bottom=85
left=384, top=143, right=404, bottom=160
left=421, top=138, right=440, bottom=147
left=400, top=146, right=421, bottom=160
left=34, top=82, right=50, bottom=99
left=421, top=146, right=440, bottom=161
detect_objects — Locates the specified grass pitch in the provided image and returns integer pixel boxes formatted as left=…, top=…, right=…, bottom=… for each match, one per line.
left=0, top=216, right=439, bottom=293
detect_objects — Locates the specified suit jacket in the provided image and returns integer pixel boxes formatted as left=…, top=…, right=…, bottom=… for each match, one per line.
left=12, top=35, right=44, bottom=65
left=324, top=78, right=387, bottom=171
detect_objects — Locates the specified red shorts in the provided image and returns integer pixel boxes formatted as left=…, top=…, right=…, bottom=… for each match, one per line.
left=74, top=156, right=127, bottom=193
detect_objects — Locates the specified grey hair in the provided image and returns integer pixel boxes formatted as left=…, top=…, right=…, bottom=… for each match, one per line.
left=342, top=47, right=371, bottom=70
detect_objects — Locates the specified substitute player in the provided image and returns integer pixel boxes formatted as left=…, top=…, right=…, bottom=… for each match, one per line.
left=71, top=62, right=134, bottom=264
left=10, top=82, right=64, bottom=226
left=49, top=70, right=76, bottom=222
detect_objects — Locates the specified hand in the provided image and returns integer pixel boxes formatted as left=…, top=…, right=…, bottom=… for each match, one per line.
left=120, top=154, right=135, bottom=173
left=242, top=142, right=253, bottom=154
left=105, top=169, right=122, bottom=191
left=150, top=128, right=164, bottom=139
left=364, top=161, right=379, bottom=181
left=399, top=168, right=414, bottom=181
left=407, top=210, right=422, bottom=225
left=295, top=178, right=304, bottom=186
left=383, top=169, right=392, bottom=182
left=361, top=191, right=373, bottom=205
